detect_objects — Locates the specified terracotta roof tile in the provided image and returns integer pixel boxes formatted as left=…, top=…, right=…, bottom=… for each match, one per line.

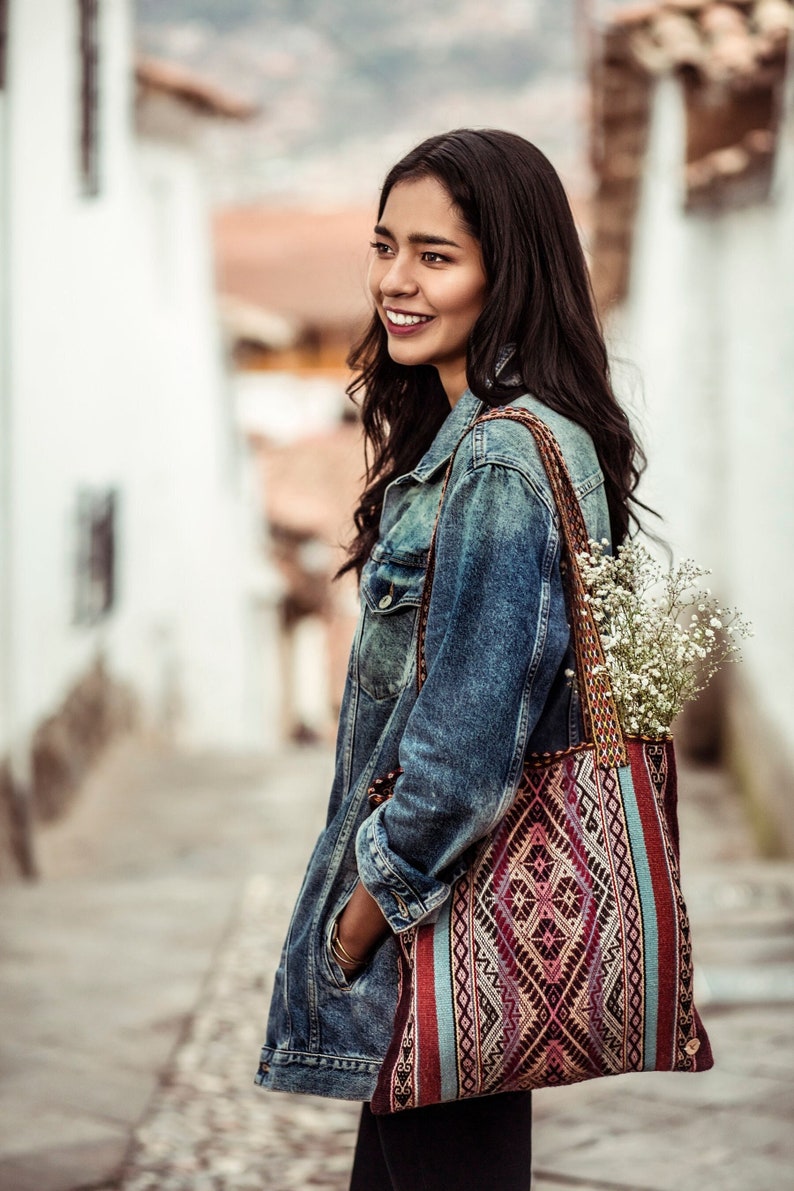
left=213, top=207, right=373, bottom=336
left=589, top=0, right=793, bottom=309
left=666, top=0, right=713, bottom=11
left=253, top=423, right=364, bottom=547
left=135, top=57, right=258, bottom=120
left=613, top=2, right=669, bottom=27
left=754, top=0, right=794, bottom=38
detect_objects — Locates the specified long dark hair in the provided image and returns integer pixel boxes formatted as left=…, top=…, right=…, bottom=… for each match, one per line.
left=340, top=128, right=647, bottom=578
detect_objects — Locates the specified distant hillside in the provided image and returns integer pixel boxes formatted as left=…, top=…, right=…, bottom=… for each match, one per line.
left=135, top=0, right=586, bottom=204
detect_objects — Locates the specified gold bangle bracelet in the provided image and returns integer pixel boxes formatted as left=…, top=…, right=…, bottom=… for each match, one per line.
left=331, top=921, right=367, bottom=967
left=331, top=941, right=362, bottom=969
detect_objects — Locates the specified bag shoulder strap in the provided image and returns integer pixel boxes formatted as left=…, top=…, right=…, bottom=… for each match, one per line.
left=416, top=406, right=627, bottom=769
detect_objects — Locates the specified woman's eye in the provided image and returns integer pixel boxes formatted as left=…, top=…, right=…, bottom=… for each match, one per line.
left=421, top=251, right=449, bottom=264
left=370, top=240, right=393, bottom=256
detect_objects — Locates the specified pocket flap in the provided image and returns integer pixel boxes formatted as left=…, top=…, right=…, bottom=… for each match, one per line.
left=361, top=556, right=426, bottom=615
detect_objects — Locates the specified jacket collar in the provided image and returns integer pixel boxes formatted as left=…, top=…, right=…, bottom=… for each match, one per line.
left=405, top=347, right=520, bottom=484
left=409, top=389, right=486, bottom=483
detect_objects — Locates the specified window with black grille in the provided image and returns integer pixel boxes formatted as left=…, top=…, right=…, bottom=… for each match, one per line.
left=78, top=0, right=100, bottom=195
left=74, top=487, right=117, bottom=625
left=0, top=0, right=8, bottom=92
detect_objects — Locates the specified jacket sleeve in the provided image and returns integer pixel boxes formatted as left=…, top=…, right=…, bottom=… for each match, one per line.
left=355, top=458, right=571, bottom=933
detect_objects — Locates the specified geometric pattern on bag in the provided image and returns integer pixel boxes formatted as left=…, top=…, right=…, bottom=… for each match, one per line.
left=372, top=738, right=713, bottom=1113
left=370, top=407, right=713, bottom=1114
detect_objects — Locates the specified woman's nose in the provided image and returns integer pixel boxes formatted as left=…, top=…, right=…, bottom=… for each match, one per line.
left=379, top=256, right=418, bottom=297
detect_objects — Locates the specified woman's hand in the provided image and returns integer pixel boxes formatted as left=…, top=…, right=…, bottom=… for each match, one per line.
left=333, top=882, right=390, bottom=972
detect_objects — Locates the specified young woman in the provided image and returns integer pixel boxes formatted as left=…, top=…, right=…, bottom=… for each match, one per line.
left=255, top=129, right=645, bottom=1191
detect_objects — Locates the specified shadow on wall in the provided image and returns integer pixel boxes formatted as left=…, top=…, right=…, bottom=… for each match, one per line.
left=0, top=658, right=138, bottom=880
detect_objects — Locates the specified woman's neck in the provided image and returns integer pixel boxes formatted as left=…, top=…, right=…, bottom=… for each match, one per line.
left=437, top=363, right=469, bottom=408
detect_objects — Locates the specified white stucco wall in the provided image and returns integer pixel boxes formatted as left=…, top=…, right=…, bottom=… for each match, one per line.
left=123, top=134, right=281, bottom=749
left=235, top=370, right=348, bottom=445
left=613, top=74, right=794, bottom=771
left=610, top=78, right=723, bottom=569
left=1, top=0, right=280, bottom=754
left=0, top=81, right=10, bottom=753
left=716, top=109, right=794, bottom=757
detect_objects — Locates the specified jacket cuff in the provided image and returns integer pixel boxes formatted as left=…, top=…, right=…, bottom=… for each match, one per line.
left=355, top=809, right=451, bottom=933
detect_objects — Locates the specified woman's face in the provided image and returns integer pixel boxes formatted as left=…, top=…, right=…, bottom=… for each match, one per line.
left=368, top=175, right=488, bottom=406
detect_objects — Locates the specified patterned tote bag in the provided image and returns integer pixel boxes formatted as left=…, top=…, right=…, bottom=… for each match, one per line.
left=370, top=407, right=713, bottom=1115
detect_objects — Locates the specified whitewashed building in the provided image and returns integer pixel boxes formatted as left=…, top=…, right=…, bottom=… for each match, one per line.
left=589, top=0, right=794, bottom=850
left=0, top=0, right=280, bottom=875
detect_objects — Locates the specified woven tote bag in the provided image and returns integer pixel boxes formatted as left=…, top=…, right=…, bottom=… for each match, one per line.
left=370, top=407, right=713, bottom=1115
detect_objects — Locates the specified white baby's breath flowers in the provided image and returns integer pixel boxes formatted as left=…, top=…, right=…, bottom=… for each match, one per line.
left=575, top=539, right=752, bottom=738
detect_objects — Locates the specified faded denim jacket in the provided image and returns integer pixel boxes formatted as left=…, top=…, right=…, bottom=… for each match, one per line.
left=255, top=387, right=611, bottom=1102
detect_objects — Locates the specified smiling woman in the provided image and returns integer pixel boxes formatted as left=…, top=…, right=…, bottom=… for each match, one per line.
left=254, top=129, right=650, bottom=1191
left=368, top=176, right=488, bottom=403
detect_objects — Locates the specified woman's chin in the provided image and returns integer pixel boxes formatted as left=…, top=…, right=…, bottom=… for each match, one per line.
left=387, top=343, right=426, bottom=367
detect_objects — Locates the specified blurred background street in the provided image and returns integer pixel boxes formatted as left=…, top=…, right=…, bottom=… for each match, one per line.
left=2, top=1, right=794, bottom=1188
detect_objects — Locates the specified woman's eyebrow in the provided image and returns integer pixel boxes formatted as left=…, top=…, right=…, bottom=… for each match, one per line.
left=373, top=223, right=462, bottom=249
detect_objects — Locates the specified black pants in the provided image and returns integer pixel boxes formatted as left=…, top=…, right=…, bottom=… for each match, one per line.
left=349, top=1092, right=532, bottom=1191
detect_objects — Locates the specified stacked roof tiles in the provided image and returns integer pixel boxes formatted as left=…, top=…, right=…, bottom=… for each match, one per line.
left=135, top=56, right=259, bottom=120
left=589, top=0, right=794, bottom=310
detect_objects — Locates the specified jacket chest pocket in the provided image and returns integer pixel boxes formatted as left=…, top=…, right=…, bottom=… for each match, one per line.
left=357, top=555, right=426, bottom=701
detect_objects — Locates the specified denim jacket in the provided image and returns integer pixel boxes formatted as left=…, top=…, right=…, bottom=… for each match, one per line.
left=255, top=388, right=611, bottom=1101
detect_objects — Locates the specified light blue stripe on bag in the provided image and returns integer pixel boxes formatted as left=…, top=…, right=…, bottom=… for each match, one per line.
left=433, top=897, right=459, bottom=1101
left=618, top=765, right=659, bottom=1068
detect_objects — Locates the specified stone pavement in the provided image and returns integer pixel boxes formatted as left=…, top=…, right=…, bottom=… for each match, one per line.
left=1, top=740, right=793, bottom=1190
left=0, top=741, right=335, bottom=1191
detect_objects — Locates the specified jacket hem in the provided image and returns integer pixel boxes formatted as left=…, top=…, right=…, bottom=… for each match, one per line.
left=255, top=1047, right=380, bottom=1102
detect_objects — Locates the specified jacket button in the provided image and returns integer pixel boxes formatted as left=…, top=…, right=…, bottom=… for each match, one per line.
left=684, top=1038, right=701, bottom=1055
left=378, top=593, right=393, bottom=609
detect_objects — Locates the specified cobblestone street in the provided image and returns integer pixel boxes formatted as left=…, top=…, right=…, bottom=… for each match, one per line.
left=1, top=740, right=793, bottom=1190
